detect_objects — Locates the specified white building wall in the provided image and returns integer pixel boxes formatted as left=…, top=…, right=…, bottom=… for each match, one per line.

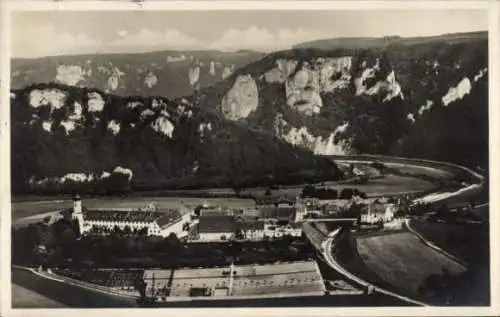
left=199, top=232, right=232, bottom=241
left=159, top=220, right=185, bottom=238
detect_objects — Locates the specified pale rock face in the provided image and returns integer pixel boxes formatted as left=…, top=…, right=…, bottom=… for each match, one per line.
left=188, top=66, right=200, bottom=86
left=127, top=101, right=143, bottom=109
left=42, top=121, right=53, bottom=132
left=318, top=57, right=352, bottom=92
left=275, top=114, right=350, bottom=155
left=285, top=68, right=322, bottom=116
left=354, top=60, right=403, bottom=101
left=222, top=65, right=235, bottom=79
left=140, top=109, right=155, bottom=120
left=69, top=102, right=83, bottom=121
left=144, top=71, right=158, bottom=88
left=152, top=98, right=167, bottom=110
left=107, top=120, right=120, bottom=135
left=62, top=173, right=93, bottom=183
left=88, top=92, right=105, bottom=112
left=418, top=100, right=434, bottom=116
left=151, top=116, right=175, bottom=138
left=29, top=89, right=67, bottom=110
left=442, top=77, right=472, bottom=106
left=407, top=113, right=416, bottom=124
left=264, top=59, right=298, bottom=83
left=60, top=120, right=76, bottom=135
left=113, top=166, right=133, bottom=181
left=209, top=61, right=216, bottom=76
left=266, top=57, right=353, bottom=115
left=106, top=67, right=125, bottom=92
left=108, top=75, right=119, bottom=92
left=198, top=122, right=213, bottom=138
left=382, top=71, right=404, bottom=102
left=166, top=55, right=186, bottom=63
left=220, top=74, right=259, bottom=121
left=56, top=65, right=86, bottom=86
left=474, top=67, right=488, bottom=82
left=30, top=169, right=124, bottom=187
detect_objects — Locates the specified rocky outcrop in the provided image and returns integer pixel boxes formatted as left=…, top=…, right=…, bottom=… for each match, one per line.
left=222, top=65, right=235, bottom=79
left=188, top=66, right=200, bottom=86
left=353, top=58, right=403, bottom=101
left=273, top=113, right=351, bottom=155
left=106, top=67, right=125, bottom=92
left=264, top=57, right=355, bottom=116
left=56, top=65, right=90, bottom=86
left=442, top=77, right=472, bottom=106
left=209, top=61, right=216, bottom=76
left=29, top=88, right=67, bottom=110
left=219, top=74, right=259, bottom=121
left=144, top=71, right=158, bottom=89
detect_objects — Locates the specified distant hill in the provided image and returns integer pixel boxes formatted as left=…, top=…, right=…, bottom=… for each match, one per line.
left=11, top=50, right=266, bottom=100
left=10, top=83, right=341, bottom=195
left=293, top=31, right=487, bottom=50
left=183, top=33, right=488, bottom=169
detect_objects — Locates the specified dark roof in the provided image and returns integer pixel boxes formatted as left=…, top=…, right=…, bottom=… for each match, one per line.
left=254, top=196, right=295, bottom=206
left=234, top=220, right=265, bottom=231
left=198, top=215, right=235, bottom=233
left=200, top=210, right=229, bottom=217
left=257, top=207, right=296, bottom=220
left=84, top=209, right=163, bottom=223
left=155, top=209, right=182, bottom=228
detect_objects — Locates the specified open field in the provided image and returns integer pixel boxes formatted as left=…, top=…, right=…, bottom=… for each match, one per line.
left=356, top=232, right=467, bottom=297
left=409, top=219, right=489, bottom=265
left=241, top=174, right=434, bottom=198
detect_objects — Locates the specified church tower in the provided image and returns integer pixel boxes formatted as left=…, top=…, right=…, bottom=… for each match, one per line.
left=73, top=194, right=82, bottom=216
left=294, top=195, right=306, bottom=222
left=72, top=194, right=84, bottom=235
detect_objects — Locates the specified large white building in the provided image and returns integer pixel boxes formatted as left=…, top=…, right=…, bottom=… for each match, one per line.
left=71, top=195, right=191, bottom=238
left=360, top=201, right=397, bottom=225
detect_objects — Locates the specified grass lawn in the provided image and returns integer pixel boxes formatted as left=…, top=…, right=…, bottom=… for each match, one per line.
left=409, top=219, right=489, bottom=265
left=356, top=232, right=467, bottom=297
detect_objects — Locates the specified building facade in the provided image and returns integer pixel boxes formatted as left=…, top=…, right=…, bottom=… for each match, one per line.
left=72, top=195, right=191, bottom=238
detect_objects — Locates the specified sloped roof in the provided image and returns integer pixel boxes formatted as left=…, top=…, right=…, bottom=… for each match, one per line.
left=84, top=209, right=163, bottom=223
left=257, top=207, right=296, bottom=219
left=156, top=209, right=183, bottom=228
left=198, top=215, right=234, bottom=233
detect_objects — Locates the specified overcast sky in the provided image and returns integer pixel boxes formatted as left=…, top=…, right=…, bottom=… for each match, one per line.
left=11, top=10, right=487, bottom=58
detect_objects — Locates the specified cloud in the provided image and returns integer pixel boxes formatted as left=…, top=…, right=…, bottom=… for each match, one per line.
left=13, top=25, right=103, bottom=58
left=12, top=23, right=333, bottom=58
left=109, top=28, right=204, bottom=50
left=117, top=30, right=128, bottom=37
left=209, top=26, right=330, bottom=51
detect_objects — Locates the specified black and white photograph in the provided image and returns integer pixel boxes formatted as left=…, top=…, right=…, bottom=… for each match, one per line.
left=3, top=1, right=498, bottom=315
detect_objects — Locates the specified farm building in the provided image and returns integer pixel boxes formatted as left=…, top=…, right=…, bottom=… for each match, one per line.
left=71, top=195, right=191, bottom=238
